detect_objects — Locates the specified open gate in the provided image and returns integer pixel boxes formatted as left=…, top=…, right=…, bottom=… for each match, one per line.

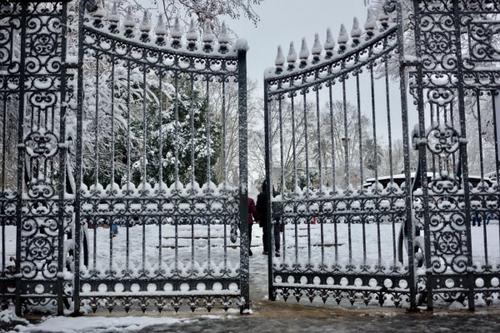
left=263, top=0, right=500, bottom=310
left=1, top=0, right=249, bottom=315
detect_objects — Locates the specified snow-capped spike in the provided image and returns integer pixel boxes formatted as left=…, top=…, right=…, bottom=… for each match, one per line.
left=202, top=23, right=215, bottom=43
left=299, top=38, right=309, bottom=60
left=202, top=23, right=215, bottom=52
left=364, top=8, right=377, bottom=35
left=171, top=16, right=183, bottom=39
left=186, top=18, right=198, bottom=51
left=351, top=17, right=362, bottom=46
left=351, top=17, right=362, bottom=38
left=324, top=28, right=335, bottom=58
left=287, top=42, right=297, bottom=64
left=123, top=6, right=136, bottom=37
left=123, top=6, right=135, bottom=29
left=218, top=22, right=231, bottom=53
left=219, top=22, right=230, bottom=43
left=92, top=0, right=105, bottom=18
left=378, top=10, right=389, bottom=29
left=338, top=24, right=349, bottom=44
left=107, top=0, right=119, bottom=23
left=275, top=46, right=285, bottom=67
left=155, top=14, right=167, bottom=36
left=139, top=10, right=151, bottom=32
left=312, top=33, right=322, bottom=55
left=186, top=18, right=198, bottom=40
left=338, top=24, right=349, bottom=52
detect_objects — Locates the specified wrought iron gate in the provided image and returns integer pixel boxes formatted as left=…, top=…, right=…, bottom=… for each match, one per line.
left=263, top=0, right=500, bottom=310
left=1, top=0, right=249, bottom=315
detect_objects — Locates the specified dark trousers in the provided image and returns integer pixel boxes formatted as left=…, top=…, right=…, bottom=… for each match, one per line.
left=263, top=224, right=281, bottom=253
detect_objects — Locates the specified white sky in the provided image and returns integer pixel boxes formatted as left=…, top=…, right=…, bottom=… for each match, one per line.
left=226, top=0, right=369, bottom=82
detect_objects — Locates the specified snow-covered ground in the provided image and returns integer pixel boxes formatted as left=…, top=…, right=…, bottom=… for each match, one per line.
left=2, top=220, right=499, bottom=277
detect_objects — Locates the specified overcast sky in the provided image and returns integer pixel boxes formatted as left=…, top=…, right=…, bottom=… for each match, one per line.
left=226, top=0, right=369, bottom=82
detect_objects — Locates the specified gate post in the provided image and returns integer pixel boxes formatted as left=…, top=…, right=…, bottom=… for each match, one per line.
left=13, top=0, right=71, bottom=315
left=237, top=42, right=250, bottom=312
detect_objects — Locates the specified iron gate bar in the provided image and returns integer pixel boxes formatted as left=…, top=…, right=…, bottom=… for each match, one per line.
left=393, top=0, right=416, bottom=311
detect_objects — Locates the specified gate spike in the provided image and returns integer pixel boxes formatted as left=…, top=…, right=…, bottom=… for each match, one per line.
left=155, top=14, right=167, bottom=36
left=312, top=33, right=322, bottom=58
left=186, top=18, right=198, bottom=50
left=93, top=0, right=105, bottom=18
left=139, top=10, right=151, bottom=42
left=287, top=42, right=297, bottom=69
left=107, top=0, right=119, bottom=24
left=338, top=24, right=348, bottom=52
left=364, top=8, right=377, bottom=37
left=299, top=38, right=309, bottom=67
left=107, top=0, right=120, bottom=33
left=218, top=22, right=231, bottom=53
left=351, top=17, right=362, bottom=46
left=171, top=16, right=183, bottom=48
left=123, top=6, right=136, bottom=37
left=140, top=10, right=151, bottom=32
left=202, top=23, right=215, bottom=52
left=218, top=22, right=230, bottom=46
left=378, top=10, right=389, bottom=30
left=275, top=45, right=285, bottom=70
left=324, top=28, right=335, bottom=58
left=155, top=14, right=167, bottom=46
left=171, top=16, right=183, bottom=38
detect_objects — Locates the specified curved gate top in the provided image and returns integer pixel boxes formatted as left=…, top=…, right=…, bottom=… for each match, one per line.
left=263, top=0, right=500, bottom=310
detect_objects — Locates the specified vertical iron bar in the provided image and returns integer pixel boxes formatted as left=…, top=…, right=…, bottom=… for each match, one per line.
left=399, top=0, right=416, bottom=310
left=452, top=0, right=475, bottom=310
left=264, top=80, right=274, bottom=302
left=302, top=91, right=311, bottom=265
left=237, top=48, right=249, bottom=310
left=56, top=2, right=68, bottom=314
left=14, top=1, right=27, bottom=316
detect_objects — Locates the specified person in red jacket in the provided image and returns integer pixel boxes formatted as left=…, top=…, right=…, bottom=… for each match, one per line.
left=248, top=197, right=257, bottom=256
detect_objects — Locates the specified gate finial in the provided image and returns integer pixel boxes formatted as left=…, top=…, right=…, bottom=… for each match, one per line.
left=351, top=17, right=362, bottom=46
left=338, top=24, right=349, bottom=53
left=312, top=33, right=322, bottom=63
left=155, top=15, right=167, bottom=45
left=218, top=22, right=231, bottom=53
left=186, top=18, right=199, bottom=50
left=124, top=6, right=136, bottom=38
left=299, top=38, right=309, bottom=68
left=140, top=11, right=152, bottom=42
left=275, top=46, right=285, bottom=73
left=287, top=42, right=297, bottom=70
left=171, top=17, right=183, bottom=48
left=324, top=28, right=335, bottom=59
left=202, top=23, right=215, bottom=52
left=364, top=8, right=377, bottom=38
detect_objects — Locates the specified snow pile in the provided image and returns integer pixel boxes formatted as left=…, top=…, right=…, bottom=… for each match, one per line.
left=12, top=316, right=195, bottom=333
left=0, top=308, right=28, bottom=328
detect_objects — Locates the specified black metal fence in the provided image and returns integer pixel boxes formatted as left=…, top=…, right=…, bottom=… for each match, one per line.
left=263, top=0, right=500, bottom=310
left=0, top=0, right=249, bottom=315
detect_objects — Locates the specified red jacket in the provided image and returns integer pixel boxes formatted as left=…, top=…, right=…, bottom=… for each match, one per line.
left=248, top=197, right=257, bottom=225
